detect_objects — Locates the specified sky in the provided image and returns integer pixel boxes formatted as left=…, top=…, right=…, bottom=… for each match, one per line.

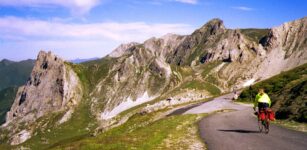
left=0, top=0, right=306, bottom=61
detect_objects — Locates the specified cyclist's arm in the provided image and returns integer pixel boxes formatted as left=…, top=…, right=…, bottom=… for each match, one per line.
left=254, top=94, right=260, bottom=109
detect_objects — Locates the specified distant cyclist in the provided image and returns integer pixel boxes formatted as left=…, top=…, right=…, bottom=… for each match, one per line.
left=254, top=88, right=271, bottom=112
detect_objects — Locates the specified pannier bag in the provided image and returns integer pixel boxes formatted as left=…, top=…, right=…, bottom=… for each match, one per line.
left=267, top=109, right=275, bottom=121
left=258, top=111, right=266, bottom=121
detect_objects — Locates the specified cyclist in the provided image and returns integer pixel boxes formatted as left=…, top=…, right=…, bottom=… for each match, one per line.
left=253, top=88, right=271, bottom=114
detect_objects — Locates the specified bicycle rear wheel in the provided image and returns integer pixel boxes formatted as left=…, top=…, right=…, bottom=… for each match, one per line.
left=258, top=120, right=264, bottom=132
left=264, top=120, right=270, bottom=134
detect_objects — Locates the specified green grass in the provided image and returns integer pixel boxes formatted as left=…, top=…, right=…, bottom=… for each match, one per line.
left=50, top=110, right=206, bottom=150
left=273, top=119, right=307, bottom=133
left=182, top=80, right=221, bottom=96
left=186, top=46, right=204, bottom=66
left=200, top=61, right=222, bottom=77
left=10, top=98, right=98, bottom=150
left=114, top=89, right=213, bottom=122
left=239, top=28, right=270, bottom=43
left=171, top=65, right=194, bottom=79
left=172, top=61, right=222, bottom=96
left=205, top=74, right=220, bottom=86
left=67, top=56, right=117, bottom=91
left=238, top=63, right=307, bottom=122
left=238, top=63, right=307, bottom=102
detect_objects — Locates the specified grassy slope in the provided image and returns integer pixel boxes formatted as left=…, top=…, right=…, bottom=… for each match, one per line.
left=239, top=28, right=270, bottom=43
left=172, top=62, right=222, bottom=96
left=200, top=61, right=222, bottom=78
left=73, top=57, right=116, bottom=91
left=18, top=100, right=97, bottom=150
left=182, top=80, right=221, bottom=96
left=238, top=63, right=307, bottom=122
left=0, top=87, right=18, bottom=124
left=50, top=110, right=206, bottom=150
left=0, top=99, right=97, bottom=150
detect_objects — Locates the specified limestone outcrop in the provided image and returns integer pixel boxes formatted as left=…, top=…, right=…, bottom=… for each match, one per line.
left=3, top=51, right=82, bottom=145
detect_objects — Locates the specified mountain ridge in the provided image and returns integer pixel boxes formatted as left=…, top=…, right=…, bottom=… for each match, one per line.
left=0, top=59, right=35, bottom=91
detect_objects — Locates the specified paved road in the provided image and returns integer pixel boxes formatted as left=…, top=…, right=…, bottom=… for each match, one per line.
left=171, top=93, right=307, bottom=150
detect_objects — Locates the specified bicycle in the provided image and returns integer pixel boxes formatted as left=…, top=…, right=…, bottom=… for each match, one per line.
left=256, top=108, right=270, bottom=134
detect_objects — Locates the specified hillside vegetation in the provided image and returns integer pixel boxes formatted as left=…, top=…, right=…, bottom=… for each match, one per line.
left=0, top=87, right=18, bottom=124
left=50, top=110, right=206, bottom=150
left=0, top=59, right=35, bottom=90
left=238, top=63, right=307, bottom=122
left=239, top=28, right=270, bottom=43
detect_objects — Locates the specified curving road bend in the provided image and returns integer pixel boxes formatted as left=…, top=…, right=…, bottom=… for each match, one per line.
left=171, top=93, right=307, bottom=150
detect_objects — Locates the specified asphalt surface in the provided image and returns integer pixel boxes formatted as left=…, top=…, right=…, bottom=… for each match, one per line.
left=170, top=93, right=307, bottom=150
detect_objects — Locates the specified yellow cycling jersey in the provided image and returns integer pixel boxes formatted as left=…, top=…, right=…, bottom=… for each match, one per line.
left=254, top=93, right=271, bottom=107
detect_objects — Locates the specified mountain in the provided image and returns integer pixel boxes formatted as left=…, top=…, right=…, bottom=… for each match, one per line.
left=0, top=59, right=35, bottom=91
left=0, top=17, right=306, bottom=147
left=2, top=52, right=82, bottom=145
left=70, top=57, right=100, bottom=64
left=0, top=59, right=35, bottom=125
left=0, top=87, right=18, bottom=125
left=238, top=63, right=307, bottom=122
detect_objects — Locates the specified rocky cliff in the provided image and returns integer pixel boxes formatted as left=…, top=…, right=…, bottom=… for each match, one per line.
left=2, top=51, right=82, bottom=145
left=0, top=59, right=35, bottom=125
left=254, top=17, right=307, bottom=78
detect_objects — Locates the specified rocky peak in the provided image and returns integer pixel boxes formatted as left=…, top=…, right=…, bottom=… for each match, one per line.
left=109, top=42, right=139, bottom=58
left=3, top=51, right=82, bottom=145
left=196, top=18, right=226, bottom=34
left=160, top=33, right=183, bottom=43
left=143, top=34, right=186, bottom=59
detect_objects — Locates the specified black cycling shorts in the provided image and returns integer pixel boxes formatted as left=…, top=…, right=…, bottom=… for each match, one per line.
left=258, top=102, right=269, bottom=110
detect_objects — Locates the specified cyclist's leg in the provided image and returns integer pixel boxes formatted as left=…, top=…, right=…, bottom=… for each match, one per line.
left=264, top=103, right=269, bottom=121
left=263, top=103, right=270, bottom=132
left=258, top=103, right=262, bottom=119
left=258, top=103, right=265, bottom=121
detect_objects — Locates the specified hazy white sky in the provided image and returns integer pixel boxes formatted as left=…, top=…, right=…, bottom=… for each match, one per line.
left=0, top=0, right=306, bottom=61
